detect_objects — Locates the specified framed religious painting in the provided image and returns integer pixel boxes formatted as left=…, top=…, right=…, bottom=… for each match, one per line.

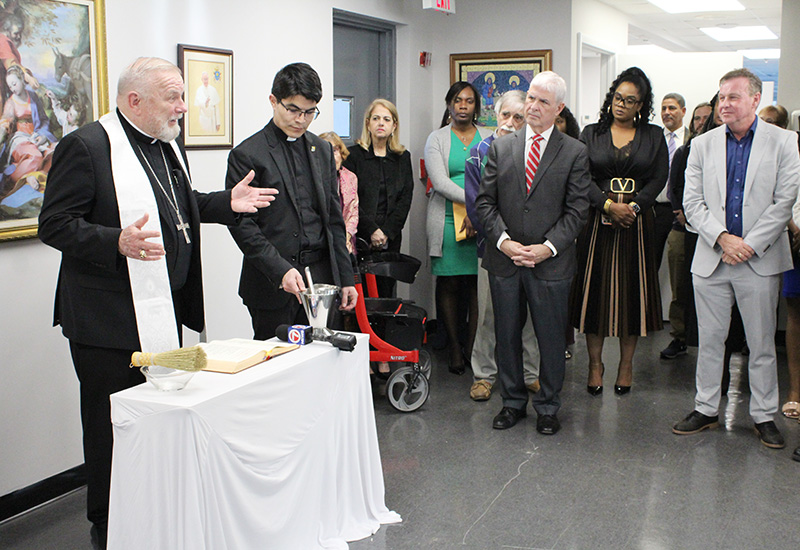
left=450, top=49, right=552, bottom=129
left=178, top=44, right=233, bottom=150
left=0, top=0, right=109, bottom=242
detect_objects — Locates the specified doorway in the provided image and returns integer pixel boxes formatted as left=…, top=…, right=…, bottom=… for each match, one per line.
left=332, top=10, right=395, bottom=146
left=575, top=33, right=615, bottom=128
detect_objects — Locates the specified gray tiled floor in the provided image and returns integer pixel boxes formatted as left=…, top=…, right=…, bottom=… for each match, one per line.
left=3, top=330, right=799, bottom=550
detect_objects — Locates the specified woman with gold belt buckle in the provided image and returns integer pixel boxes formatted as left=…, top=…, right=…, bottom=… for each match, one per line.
left=569, top=67, right=669, bottom=396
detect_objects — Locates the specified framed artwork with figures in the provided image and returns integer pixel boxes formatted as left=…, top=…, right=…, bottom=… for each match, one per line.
left=450, top=50, right=552, bottom=129
left=178, top=44, right=233, bottom=150
left=0, top=0, right=108, bottom=242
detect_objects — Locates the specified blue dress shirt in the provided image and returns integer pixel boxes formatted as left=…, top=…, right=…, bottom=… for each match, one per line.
left=725, top=117, right=757, bottom=237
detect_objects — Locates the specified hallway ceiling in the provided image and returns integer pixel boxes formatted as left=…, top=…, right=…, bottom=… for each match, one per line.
left=598, top=0, right=782, bottom=53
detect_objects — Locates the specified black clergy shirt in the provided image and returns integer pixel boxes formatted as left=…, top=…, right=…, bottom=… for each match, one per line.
left=270, top=121, right=325, bottom=251
left=120, top=113, right=193, bottom=290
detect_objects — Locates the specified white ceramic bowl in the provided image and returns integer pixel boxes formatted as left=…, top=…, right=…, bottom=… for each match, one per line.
left=140, top=365, right=195, bottom=391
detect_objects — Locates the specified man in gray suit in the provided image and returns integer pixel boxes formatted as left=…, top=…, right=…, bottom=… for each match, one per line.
left=673, top=68, right=800, bottom=449
left=476, top=71, right=591, bottom=433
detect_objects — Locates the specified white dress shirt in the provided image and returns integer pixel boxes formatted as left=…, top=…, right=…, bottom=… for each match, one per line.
left=656, top=125, right=686, bottom=203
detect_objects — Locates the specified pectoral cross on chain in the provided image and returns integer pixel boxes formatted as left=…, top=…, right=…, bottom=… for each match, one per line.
left=177, top=221, right=191, bottom=244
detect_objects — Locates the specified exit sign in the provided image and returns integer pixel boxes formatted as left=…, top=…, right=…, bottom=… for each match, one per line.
left=422, top=0, right=455, bottom=15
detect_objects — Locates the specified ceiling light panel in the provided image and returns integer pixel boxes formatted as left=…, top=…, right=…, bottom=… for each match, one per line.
left=700, top=25, right=778, bottom=41
left=647, top=0, right=744, bottom=13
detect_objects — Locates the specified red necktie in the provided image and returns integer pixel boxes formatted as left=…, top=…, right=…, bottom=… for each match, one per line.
left=526, top=134, right=544, bottom=194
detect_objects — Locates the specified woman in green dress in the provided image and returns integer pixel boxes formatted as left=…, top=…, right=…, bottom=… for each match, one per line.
left=424, top=81, right=492, bottom=373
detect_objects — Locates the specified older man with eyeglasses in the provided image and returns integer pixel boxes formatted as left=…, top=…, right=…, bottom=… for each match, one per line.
left=226, top=63, right=357, bottom=340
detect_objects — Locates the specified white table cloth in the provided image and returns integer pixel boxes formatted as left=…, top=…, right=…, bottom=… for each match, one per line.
left=107, top=334, right=400, bottom=549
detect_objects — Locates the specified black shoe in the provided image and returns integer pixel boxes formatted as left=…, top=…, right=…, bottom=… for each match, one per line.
left=587, top=363, right=604, bottom=396
left=536, top=414, right=560, bottom=435
left=614, top=385, right=631, bottom=395
left=492, top=406, right=526, bottom=429
left=660, top=339, right=687, bottom=359
left=793, top=446, right=800, bottom=462
left=754, top=421, right=785, bottom=449
left=672, top=410, right=719, bottom=434
left=448, top=360, right=465, bottom=375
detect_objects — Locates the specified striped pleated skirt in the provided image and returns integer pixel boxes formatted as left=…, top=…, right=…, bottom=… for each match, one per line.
left=569, top=208, right=663, bottom=337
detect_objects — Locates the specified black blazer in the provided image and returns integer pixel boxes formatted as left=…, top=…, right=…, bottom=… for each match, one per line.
left=38, top=113, right=235, bottom=350
left=225, top=121, right=353, bottom=309
left=580, top=122, right=669, bottom=211
left=342, top=144, right=413, bottom=242
left=476, top=127, right=592, bottom=280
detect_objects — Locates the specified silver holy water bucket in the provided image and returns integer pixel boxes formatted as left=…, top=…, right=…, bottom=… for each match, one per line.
left=299, top=284, right=340, bottom=329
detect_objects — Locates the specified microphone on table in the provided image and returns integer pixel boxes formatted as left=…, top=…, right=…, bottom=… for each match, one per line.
left=275, top=324, right=357, bottom=352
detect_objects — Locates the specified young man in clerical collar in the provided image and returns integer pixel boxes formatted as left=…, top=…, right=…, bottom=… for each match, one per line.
left=226, top=62, right=357, bottom=341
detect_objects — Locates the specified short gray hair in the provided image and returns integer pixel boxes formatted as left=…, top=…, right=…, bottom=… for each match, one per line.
left=117, top=57, right=180, bottom=100
left=495, top=89, right=526, bottom=116
left=720, top=68, right=761, bottom=97
left=530, top=71, right=566, bottom=105
left=663, top=92, right=685, bottom=108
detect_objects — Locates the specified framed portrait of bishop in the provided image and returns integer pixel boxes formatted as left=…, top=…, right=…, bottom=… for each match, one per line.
left=178, top=44, right=233, bottom=150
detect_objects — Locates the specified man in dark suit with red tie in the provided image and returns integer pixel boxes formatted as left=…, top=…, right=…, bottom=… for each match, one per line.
left=476, top=71, right=591, bottom=433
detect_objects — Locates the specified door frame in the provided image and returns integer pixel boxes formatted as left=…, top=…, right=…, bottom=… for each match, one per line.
left=575, top=32, right=616, bottom=128
left=333, top=9, right=396, bottom=144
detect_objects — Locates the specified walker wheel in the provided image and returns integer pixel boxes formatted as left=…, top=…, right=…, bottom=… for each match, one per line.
left=386, top=366, right=429, bottom=412
left=417, top=349, right=432, bottom=379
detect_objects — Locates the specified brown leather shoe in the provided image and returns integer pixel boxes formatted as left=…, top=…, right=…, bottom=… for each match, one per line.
left=470, top=380, right=492, bottom=401
left=526, top=380, right=541, bottom=393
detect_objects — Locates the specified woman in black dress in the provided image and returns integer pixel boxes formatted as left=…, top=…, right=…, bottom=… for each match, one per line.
left=570, top=67, right=669, bottom=395
left=344, top=98, right=413, bottom=297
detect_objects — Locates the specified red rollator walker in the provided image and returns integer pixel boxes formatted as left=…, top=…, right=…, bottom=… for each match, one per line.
left=350, top=244, right=430, bottom=412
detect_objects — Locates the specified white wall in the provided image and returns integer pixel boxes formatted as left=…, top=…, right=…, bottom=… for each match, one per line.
left=617, top=51, right=743, bottom=129
left=571, top=0, right=630, bottom=115
left=779, top=0, right=800, bottom=112
left=0, top=239, right=74, bottom=496
left=580, top=54, right=602, bottom=126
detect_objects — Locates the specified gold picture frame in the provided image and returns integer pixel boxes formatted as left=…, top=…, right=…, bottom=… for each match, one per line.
left=450, top=49, right=552, bottom=128
left=178, top=44, right=233, bottom=150
left=0, top=0, right=109, bottom=242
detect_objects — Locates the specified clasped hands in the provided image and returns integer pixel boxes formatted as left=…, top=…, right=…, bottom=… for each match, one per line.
left=281, top=268, right=358, bottom=311
left=500, top=239, right=552, bottom=267
left=717, top=232, right=754, bottom=265
left=371, top=228, right=388, bottom=249
left=118, top=170, right=278, bottom=260
left=607, top=202, right=636, bottom=229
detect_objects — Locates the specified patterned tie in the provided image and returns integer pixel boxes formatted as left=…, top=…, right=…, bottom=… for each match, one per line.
left=526, top=134, right=544, bottom=194
left=666, top=132, right=677, bottom=202
left=667, top=132, right=676, bottom=167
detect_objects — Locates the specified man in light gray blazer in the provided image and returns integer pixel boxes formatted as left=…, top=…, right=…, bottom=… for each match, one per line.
left=674, top=68, right=800, bottom=449
left=476, top=71, right=591, bottom=433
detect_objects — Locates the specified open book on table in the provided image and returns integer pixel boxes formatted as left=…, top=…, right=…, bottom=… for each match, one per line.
left=198, top=338, right=299, bottom=374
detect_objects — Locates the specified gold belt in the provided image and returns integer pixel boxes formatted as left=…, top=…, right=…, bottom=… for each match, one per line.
left=609, top=177, right=635, bottom=194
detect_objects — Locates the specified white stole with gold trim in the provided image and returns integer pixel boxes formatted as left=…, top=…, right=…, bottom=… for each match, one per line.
left=99, top=112, right=187, bottom=353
